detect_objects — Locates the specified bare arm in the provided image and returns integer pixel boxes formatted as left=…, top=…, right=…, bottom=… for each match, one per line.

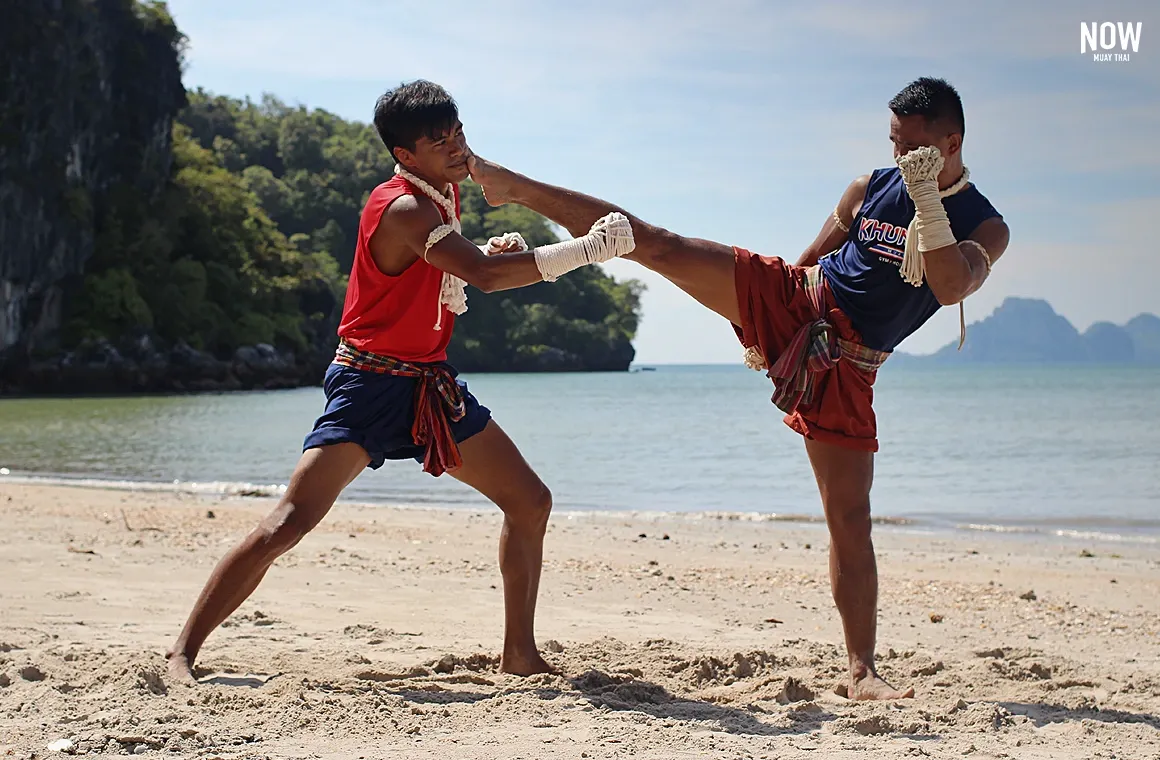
left=376, top=195, right=544, bottom=294
left=922, top=216, right=1010, bottom=305
left=796, top=175, right=870, bottom=267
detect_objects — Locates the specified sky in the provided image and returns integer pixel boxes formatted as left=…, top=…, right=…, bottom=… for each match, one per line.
left=164, top=0, right=1158, bottom=362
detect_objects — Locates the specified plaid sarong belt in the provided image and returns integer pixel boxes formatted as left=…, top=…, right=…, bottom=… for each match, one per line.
left=334, top=340, right=467, bottom=477
left=767, top=266, right=890, bottom=415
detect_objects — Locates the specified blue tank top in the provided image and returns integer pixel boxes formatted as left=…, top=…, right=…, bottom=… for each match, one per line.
left=819, top=167, right=1001, bottom=352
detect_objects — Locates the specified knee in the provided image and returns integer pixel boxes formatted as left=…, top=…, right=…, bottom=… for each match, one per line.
left=505, top=483, right=553, bottom=534
left=255, top=501, right=317, bottom=557
left=824, top=498, right=873, bottom=548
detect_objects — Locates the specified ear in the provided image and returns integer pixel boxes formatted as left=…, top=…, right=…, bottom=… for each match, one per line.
left=945, top=133, right=963, bottom=158
left=392, top=145, right=416, bottom=167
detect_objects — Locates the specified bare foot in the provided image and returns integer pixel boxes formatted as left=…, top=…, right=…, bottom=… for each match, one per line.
left=847, top=670, right=915, bottom=701
left=166, top=651, right=197, bottom=686
left=500, top=648, right=557, bottom=677
left=466, top=153, right=518, bottom=207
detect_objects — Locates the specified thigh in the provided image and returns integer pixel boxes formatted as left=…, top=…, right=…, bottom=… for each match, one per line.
left=803, top=437, right=873, bottom=519
left=448, top=420, right=549, bottom=512
left=632, top=231, right=741, bottom=325
left=264, top=442, right=371, bottom=535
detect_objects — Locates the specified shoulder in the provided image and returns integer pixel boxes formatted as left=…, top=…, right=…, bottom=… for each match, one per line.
left=856, top=167, right=902, bottom=198
left=365, top=175, right=407, bottom=202
left=377, top=188, right=445, bottom=245
left=838, top=173, right=872, bottom=209
left=963, top=182, right=1001, bottom=216
left=870, top=166, right=901, bottom=186
left=847, top=173, right=872, bottom=195
left=953, top=181, right=1005, bottom=231
left=967, top=215, right=1010, bottom=263
left=837, top=173, right=876, bottom=221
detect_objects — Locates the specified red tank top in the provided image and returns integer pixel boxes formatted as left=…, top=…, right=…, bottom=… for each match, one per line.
left=336, top=175, right=460, bottom=363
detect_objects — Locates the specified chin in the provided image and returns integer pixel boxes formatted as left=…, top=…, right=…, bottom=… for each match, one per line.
left=450, top=166, right=470, bottom=184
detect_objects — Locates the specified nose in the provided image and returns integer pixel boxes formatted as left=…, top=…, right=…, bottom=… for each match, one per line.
left=449, top=133, right=467, bottom=160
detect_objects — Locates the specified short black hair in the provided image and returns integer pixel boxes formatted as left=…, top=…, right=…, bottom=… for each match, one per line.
left=373, top=80, right=459, bottom=158
left=888, top=77, right=965, bottom=137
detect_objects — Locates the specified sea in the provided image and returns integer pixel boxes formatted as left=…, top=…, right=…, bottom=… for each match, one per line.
left=1, top=364, right=1157, bottom=546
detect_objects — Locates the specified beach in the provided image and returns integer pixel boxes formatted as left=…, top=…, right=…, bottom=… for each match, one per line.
left=1, top=482, right=1157, bottom=759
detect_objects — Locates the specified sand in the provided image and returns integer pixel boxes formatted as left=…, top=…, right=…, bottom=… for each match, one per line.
left=0, top=482, right=1157, bottom=759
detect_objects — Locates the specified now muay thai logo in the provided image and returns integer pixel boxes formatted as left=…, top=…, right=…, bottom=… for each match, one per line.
left=858, top=218, right=905, bottom=264
left=1081, top=22, right=1142, bottom=62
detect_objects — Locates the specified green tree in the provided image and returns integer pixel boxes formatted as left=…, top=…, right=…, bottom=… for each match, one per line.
left=62, top=78, right=644, bottom=375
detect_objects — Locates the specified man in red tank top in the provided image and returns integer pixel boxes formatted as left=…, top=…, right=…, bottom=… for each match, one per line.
left=167, top=81, right=635, bottom=681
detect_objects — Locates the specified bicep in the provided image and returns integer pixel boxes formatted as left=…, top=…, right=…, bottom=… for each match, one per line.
left=423, top=230, right=493, bottom=279
left=838, top=174, right=871, bottom=223
left=378, top=195, right=488, bottom=279
left=798, top=175, right=870, bottom=266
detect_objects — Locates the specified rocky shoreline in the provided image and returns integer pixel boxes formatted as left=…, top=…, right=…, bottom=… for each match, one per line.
left=1, top=336, right=328, bottom=395
left=0, top=335, right=635, bottom=396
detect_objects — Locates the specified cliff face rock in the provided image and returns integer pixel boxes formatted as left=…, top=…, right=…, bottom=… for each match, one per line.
left=0, top=0, right=185, bottom=370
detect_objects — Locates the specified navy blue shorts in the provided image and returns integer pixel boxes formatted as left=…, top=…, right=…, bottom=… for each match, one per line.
left=302, top=362, right=492, bottom=470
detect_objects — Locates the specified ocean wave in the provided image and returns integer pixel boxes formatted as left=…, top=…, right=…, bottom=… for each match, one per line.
left=2, top=471, right=1154, bottom=545
left=0, top=472, right=287, bottom=499
left=957, top=522, right=1159, bottom=545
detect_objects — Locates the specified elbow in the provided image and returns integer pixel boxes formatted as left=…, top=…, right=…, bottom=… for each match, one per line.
left=929, top=277, right=969, bottom=306
left=934, top=289, right=965, bottom=307
left=465, top=261, right=501, bottom=294
left=795, top=248, right=821, bottom=268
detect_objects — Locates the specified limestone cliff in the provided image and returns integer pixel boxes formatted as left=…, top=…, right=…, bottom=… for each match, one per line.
left=0, top=0, right=185, bottom=371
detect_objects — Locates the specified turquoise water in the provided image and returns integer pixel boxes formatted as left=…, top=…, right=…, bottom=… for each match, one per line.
left=1, top=364, right=1157, bottom=543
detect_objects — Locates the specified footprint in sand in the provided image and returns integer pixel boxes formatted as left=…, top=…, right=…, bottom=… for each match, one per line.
left=197, top=672, right=278, bottom=688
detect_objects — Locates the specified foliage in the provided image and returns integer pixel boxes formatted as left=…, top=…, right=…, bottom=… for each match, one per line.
left=174, top=90, right=644, bottom=370
left=58, top=15, right=642, bottom=373
left=65, top=122, right=345, bottom=358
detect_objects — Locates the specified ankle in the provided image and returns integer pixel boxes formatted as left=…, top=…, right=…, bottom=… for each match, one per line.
left=849, top=655, right=875, bottom=681
left=503, top=635, right=538, bottom=654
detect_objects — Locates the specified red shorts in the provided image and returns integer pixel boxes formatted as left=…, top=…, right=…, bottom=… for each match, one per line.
left=732, top=247, right=880, bottom=452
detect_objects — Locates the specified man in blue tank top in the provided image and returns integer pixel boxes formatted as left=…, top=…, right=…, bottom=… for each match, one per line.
left=809, top=79, right=1005, bottom=353
left=468, top=77, right=1009, bottom=700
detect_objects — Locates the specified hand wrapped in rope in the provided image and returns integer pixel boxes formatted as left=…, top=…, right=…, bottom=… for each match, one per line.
left=534, top=212, right=635, bottom=282
left=483, top=232, right=528, bottom=255
left=896, top=146, right=969, bottom=286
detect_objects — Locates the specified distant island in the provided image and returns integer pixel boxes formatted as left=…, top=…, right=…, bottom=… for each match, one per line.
left=894, top=297, right=1160, bottom=365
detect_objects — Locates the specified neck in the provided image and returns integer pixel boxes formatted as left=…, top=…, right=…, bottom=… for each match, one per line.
left=938, top=159, right=966, bottom=190
left=398, top=164, right=449, bottom=194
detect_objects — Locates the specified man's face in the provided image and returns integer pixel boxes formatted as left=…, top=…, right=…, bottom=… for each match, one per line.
left=889, top=113, right=960, bottom=163
left=403, top=120, right=470, bottom=184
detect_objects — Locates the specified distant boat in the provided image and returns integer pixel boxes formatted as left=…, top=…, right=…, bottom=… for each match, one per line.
left=631, top=366, right=657, bottom=372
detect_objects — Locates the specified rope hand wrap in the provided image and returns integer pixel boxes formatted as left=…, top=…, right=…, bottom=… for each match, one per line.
left=534, top=212, right=636, bottom=282
left=895, top=145, right=981, bottom=350
left=394, top=164, right=467, bottom=331
left=896, top=146, right=971, bottom=286
left=483, top=231, right=528, bottom=255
